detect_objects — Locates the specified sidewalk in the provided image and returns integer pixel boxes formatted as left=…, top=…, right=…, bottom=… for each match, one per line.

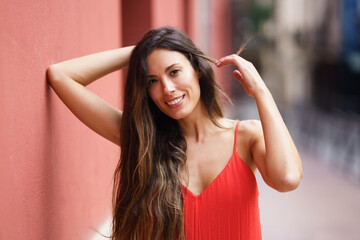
left=257, top=147, right=360, bottom=240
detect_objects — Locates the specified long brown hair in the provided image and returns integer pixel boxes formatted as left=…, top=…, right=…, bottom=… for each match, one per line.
left=111, top=27, right=225, bottom=240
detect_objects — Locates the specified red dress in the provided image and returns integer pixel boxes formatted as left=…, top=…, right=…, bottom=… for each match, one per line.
left=182, top=121, right=262, bottom=239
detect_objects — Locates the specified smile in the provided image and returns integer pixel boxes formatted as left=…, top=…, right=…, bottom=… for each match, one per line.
left=165, top=95, right=185, bottom=107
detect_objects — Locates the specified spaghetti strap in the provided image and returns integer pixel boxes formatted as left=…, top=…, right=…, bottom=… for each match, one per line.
left=233, top=121, right=240, bottom=154
left=182, top=118, right=262, bottom=239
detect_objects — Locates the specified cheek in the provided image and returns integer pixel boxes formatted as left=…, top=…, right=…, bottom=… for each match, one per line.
left=190, top=78, right=201, bottom=97
left=147, top=87, right=160, bottom=102
left=147, top=90, right=154, bottom=102
left=182, top=72, right=200, bottom=90
left=148, top=89, right=166, bottom=112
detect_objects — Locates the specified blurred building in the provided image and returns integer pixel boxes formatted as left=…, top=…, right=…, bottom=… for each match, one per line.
left=231, top=0, right=360, bottom=109
left=230, top=0, right=360, bottom=180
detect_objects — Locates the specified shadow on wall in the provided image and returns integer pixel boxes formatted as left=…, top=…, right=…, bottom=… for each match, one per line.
left=41, top=74, right=55, bottom=239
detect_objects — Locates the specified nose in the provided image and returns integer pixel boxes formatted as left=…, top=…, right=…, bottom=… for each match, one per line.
left=162, top=78, right=175, bottom=95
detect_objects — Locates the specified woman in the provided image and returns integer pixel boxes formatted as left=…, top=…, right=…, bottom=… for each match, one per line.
left=47, top=27, right=303, bottom=239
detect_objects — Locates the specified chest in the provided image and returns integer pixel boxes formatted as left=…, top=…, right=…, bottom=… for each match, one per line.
left=182, top=131, right=254, bottom=196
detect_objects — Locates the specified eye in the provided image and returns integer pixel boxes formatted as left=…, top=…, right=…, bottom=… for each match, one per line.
left=170, top=69, right=180, bottom=76
left=148, top=79, right=158, bottom=86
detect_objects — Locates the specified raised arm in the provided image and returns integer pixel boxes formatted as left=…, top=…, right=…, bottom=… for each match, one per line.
left=216, top=54, right=303, bottom=192
left=47, top=46, right=134, bottom=146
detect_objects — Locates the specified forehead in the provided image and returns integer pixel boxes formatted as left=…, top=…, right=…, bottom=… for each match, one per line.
left=146, top=49, right=191, bottom=72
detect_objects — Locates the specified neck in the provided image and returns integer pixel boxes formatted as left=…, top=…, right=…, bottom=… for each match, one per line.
left=177, top=103, right=220, bottom=142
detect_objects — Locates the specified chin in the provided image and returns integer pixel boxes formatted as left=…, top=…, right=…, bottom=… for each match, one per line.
left=161, top=109, right=190, bottom=120
left=165, top=113, right=187, bottom=120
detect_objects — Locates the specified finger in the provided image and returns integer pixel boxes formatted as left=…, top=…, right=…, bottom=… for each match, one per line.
left=217, top=54, right=250, bottom=67
left=233, top=70, right=243, bottom=82
left=217, top=55, right=252, bottom=81
left=235, top=71, right=251, bottom=93
left=216, top=54, right=242, bottom=68
left=233, top=70, right=250, bottom=94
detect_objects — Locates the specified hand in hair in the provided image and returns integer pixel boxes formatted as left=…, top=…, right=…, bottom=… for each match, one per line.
left=216, top=54, right=303, bottom=193
left=215, top=55, right=267, bottom=98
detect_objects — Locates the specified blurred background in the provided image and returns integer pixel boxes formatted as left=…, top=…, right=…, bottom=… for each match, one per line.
left=228, top=1, right=360, bottom=239
left=0, top=0, right=359, bottom=239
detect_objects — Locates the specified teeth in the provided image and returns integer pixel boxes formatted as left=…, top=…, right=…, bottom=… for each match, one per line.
left=167, top=95, right=184, bottom=106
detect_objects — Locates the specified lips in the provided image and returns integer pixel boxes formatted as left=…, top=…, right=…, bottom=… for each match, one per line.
left=165, top=95, right=185, bottom=106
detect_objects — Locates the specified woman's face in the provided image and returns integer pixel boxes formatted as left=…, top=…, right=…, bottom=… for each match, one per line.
left=146, top=49, right=202, bottom=120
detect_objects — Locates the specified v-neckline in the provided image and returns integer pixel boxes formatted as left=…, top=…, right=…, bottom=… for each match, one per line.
left=181, top=120, right=240, bottom=198
left=181, top=150, right=238, bottom=198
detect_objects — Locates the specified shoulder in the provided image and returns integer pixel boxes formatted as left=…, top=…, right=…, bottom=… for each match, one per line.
left=237, top=119, right=262, bottom=135
left=230, top=119, right=263, bottom=174
left=235, top=119, right=264, bottom=149
left=221, top=118, right=262, bottom=134
left=218, top=118, right=263, bottom=140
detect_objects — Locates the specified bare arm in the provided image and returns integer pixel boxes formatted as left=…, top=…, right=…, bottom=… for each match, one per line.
left=47, top=46, right=134, bottom=146
left=216, top=55, right=303, bottom=192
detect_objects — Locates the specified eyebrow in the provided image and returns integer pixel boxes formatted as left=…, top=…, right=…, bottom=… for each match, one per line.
left=146, top=63, right=180, bottom=78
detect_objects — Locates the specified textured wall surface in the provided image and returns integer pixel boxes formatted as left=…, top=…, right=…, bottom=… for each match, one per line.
left=0, top=0, right=121, bottom=239
left=0, top=0, right=232, bottom=239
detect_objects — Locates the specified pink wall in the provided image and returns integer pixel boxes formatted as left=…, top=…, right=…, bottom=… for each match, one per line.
left=0, top=0, right=232, bottom=239
left=152, top=0, right=185, bottom=30
left=0, top=0, right=121, bottom=239
left=208, top=0, right=232, bottom=59
left=184, top=0, right=203, bottom=46
left=209, top=0, right=233, bottom=92
left=121, top=0, right=152, bottom=45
